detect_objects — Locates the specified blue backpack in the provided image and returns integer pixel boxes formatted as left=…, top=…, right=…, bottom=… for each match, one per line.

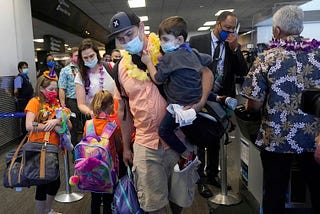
left=112, top=166, right=144, bottom=214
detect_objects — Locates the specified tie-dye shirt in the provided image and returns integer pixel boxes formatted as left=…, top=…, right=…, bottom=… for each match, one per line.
left=241, top=35, right=320, bottom=153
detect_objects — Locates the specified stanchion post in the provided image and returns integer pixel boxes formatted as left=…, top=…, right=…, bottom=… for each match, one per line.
left=55, top=151, right=84, bottom=203
left=208, top=134, right=241, bottom=206
left=204, top=147, right=208, bottom=176
left=220, top=136, right=227, bottom=195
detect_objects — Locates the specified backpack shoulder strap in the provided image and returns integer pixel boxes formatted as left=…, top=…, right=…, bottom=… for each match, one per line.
left=106, top=62, right=113, bottom=71
left=18, top=73, right=26, bottom=83
left=113, top=60, right=130, bottom=121
left=85, top=119, right=96, bottom=136
left=101, top=121, right=117, bottom=139
left=113, top=61, right=124, bottom=98
left=102, top=62, right=114, bottom=80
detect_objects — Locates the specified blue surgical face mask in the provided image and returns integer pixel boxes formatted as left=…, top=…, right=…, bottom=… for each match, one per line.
left=22, top=68, right=29, bottom=75
left=84, top=56, right=98, bottom=68
left=123, top=34, right=143, bottom=54
left=161, top=41, right=179, bottom=53
left=219, top=30, right=231, bottom=41
left=47, top=61, right=55, bottom=68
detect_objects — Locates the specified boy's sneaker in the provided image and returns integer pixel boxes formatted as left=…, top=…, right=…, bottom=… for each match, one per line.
left=218, top=96, right=238, bottom=110
left=178, top=152, right=196, bottom=170
left=225, top=97, right=237, bottom=110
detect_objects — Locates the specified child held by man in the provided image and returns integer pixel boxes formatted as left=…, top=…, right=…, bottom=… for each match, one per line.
left=141, top=16, right=214, bottom=169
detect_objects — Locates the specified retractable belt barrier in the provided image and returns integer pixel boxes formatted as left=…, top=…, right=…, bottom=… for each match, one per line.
left=198, top=109, right=242, bottom=206
left=208, top=134, right=242, bottom=206
left=0, top=112, right=26, bottom=118
left=55, top=152, right=84, bottom=203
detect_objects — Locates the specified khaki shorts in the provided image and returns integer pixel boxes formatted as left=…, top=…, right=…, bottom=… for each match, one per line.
left=132, top=143, right=179, bottom=212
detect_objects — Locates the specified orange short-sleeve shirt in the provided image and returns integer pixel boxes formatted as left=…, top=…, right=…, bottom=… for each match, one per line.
left=114, top=59, right=168, bottom=150
left=25, top=98, right=60, bottom=146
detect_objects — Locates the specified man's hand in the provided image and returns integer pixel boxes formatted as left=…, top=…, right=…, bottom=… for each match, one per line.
left=225, top=33, right=239, bottom=52
left=123, top=147, right=133, bottom=167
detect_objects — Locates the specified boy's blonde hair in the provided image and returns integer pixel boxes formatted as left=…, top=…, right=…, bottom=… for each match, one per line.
left=90, top=90, right=114, bottom=115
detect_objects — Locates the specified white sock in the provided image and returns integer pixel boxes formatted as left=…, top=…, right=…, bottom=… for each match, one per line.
left=45, top=195, right=55, bottom=213
left=35, top=200, right=46, bottom=214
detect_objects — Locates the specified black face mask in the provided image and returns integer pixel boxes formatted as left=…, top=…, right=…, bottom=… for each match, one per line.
left=112, top=58, right=120, bottom=63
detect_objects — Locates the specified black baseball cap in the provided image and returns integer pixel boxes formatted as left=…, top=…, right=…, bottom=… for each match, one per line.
left=108, top=11, right=141, bottom=38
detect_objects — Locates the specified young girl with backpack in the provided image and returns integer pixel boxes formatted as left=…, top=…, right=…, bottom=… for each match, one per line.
left=84, top=90, right=121, bottom=214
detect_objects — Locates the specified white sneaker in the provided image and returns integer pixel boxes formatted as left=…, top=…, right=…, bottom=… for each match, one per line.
left=225, top=97, right=238, bottom=110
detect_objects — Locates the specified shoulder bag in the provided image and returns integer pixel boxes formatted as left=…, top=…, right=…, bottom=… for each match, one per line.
left=3, top=130, right=60, bottom=188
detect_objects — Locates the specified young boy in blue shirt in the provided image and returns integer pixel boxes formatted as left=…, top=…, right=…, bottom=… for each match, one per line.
left=142, top=16, right=214, bottom=169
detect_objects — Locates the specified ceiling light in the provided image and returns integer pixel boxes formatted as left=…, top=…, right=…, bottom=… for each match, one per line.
left=197, top=26, right=210, bottom=31
left=144, top=30, right=150, bottom=35
left=128, top=0, right=145, bottom=8
left=204, top=21, right=216, bottom=26
left=35, top=48, right=42, bottom=51
left=144, top=26, right=150, bottom=30
left=300, top=0, right=320, bottom=11
left=215, top=9, right=234, bottom=16
left=85, top=30, right=90, bottom=35
left=64, top=44, right=69, bottom=47
left=139, top=16, right=148, bottom=22
left=33, top=39, right=44, bottom=43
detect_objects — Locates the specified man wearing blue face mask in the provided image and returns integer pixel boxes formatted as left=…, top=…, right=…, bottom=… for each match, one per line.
left=189, top=11, right=248, bottom=198
left=14, top=61, right=34, bottom=135
left=108, top=11, right=213, bottom=213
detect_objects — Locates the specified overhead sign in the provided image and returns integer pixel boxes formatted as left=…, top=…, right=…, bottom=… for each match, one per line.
left=43, top=35, right=65, bottom=52
left=31, top=0, right=109, bottom=44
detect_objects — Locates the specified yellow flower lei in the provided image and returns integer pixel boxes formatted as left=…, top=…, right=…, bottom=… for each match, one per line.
left=123, top=32, right=161, bottom=81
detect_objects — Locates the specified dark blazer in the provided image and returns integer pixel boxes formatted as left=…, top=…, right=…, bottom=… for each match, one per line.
left=189, top=33, right=248, bottom=97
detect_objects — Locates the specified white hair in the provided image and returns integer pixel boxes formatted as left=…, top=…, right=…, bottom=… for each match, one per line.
left=272, top=5, right=304, bottom=35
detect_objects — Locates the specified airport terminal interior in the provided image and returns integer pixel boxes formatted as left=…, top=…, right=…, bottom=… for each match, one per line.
left=1, top=0, right=320, bottom=213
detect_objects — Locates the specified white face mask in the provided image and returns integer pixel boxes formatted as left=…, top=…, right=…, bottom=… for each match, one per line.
left=84, top=57, right=98, bottom=68
left=123, top=34, right=143, bottom=54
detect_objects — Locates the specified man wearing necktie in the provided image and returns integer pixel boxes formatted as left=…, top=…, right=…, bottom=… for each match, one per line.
left=189, top=11, right=248, bottom=198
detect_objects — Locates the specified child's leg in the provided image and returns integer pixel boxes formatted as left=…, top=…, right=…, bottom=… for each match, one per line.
left=158, top=111, right=187, bottom=154
left=102, top=193, right=113, bottom=214
left=91, top=192, right=102, bottom=214
left=45, top=195, right=55, bottom=213
left=35, top=200, right=46, bottom=214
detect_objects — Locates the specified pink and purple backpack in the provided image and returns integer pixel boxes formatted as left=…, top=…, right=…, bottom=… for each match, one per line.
left=72, top=119, right=118, bottom=193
